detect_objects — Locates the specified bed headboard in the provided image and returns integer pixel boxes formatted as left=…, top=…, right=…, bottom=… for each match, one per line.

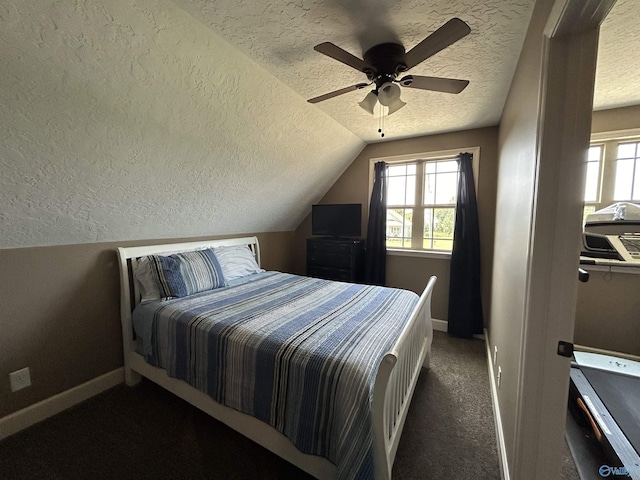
left=116, top=236, right=260, bottom=353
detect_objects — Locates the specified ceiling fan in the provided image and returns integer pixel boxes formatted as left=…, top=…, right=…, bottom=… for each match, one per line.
left=307, top=18, right=471, bottom=117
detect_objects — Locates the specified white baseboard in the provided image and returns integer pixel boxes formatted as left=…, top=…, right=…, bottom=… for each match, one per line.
left=484, top=328, right=510, bottom=480
left=432, top=318, right=448, bottom=332
left=0, top=368, right=124, bottom=441
left=432, top=319, right=485, bottom=340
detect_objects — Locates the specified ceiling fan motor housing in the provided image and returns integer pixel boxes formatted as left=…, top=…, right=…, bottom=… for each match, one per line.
left=362, top=43, right=408, bottom=85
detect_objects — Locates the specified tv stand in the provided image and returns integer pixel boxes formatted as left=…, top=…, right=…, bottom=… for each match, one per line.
left=306, top=237, right=364, bottom=283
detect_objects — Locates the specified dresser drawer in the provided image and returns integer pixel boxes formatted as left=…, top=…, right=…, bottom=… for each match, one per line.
left=307, top=253, right=354, bottom=269
left=307, top=240, right=356, bottom=255
left=306, top=238, right=364, bottom=283
left=307, top=266, right=354, bottom=282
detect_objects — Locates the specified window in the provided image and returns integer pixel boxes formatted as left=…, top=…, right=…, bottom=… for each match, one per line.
left=583, top=144, right=603, bottom=221
left=386, top=163, right=416, bottom=248
left=584, top=134, right=640, bottom=223
left=613, top=141, right=640, bottom=201
left=385, top=157, right=459, bottom=252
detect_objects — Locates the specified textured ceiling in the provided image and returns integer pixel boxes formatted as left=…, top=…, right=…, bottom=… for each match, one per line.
left=173, top=0, right=640, bottom=141
left=3, top=0, right=636, bottom=249
left=0, top=0, right=365, bottom=248
left=174, top=0, right=537, bottom=142
left=594, top=0, right=640, bottom=111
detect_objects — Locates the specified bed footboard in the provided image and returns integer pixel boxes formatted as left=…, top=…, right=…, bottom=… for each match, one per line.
left=371, top=276, right=437, bottom=480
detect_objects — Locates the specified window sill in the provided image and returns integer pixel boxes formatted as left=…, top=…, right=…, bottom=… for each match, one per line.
left=386, top=248, right=452, bottom=260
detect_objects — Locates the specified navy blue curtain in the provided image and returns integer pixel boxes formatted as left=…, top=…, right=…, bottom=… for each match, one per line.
left=364, top=161, right=387, bottom=285
left=447, top=153, right=483, bottom=338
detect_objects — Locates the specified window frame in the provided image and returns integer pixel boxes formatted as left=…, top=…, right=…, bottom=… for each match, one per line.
left=587, top=129, right=640, bottom=221
left=613, top=140, right=640, bottom=201
left=582, top=143, right=605, bottom=223
left=368, top=146, right=480, bottom=258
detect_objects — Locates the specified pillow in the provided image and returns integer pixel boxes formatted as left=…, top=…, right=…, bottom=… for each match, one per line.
left=149, top=248, right=226, bottom=299
left=133, top=256, right=162, bottom=303
left=133, top=246, right=210, bottom=302
left=213, top=245, right=263, bottom=283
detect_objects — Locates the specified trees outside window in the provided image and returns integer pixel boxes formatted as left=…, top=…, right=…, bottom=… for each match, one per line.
left=385, top=158, right=458, bottom=252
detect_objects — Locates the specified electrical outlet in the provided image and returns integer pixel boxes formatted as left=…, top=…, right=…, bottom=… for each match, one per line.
left=493, top=346, right=498, bottom=366
left=10, top=367, right=31, bottom=392
left=497, top=366, right=502, bottom=389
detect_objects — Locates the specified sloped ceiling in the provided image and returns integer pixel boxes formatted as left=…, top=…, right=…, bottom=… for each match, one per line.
left=0, top=0, right=364, bottom=248
left=2, top=0, right=636, bottom=249
left=175, top=0, right=537, bottom=142
left=594, top=0, right=640, bottom=111
left=173, top=0, right=639, bottom=138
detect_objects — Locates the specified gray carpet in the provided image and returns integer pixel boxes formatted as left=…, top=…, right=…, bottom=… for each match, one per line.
left=0, top=332, right=504, bottom=479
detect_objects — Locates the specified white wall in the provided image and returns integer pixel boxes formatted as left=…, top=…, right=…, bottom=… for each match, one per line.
left=0, top=0, right=364, bottom=249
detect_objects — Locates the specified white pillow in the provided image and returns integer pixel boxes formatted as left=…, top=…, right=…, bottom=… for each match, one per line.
left=214, top=245, right=263, bottom=283
left=133, top=256, right=162, bottom=303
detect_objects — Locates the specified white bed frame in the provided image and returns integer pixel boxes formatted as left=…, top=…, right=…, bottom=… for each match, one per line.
left=117, top=236, right=436, bottom=480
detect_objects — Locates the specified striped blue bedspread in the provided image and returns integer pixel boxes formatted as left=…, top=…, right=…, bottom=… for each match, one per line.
left=136, top=271, right=419, bottom=479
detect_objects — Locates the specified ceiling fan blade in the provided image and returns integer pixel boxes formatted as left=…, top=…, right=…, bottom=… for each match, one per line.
left=314, top=42, right=371, bottom=73
left=400, top=75, right=469, bottom=94
left=307, top=83, right=369, bottom=104
left=404, top=18, right=471, bottom=70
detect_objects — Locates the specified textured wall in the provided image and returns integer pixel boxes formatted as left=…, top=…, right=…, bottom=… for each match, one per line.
left=0, top=0, right=364, bottom=249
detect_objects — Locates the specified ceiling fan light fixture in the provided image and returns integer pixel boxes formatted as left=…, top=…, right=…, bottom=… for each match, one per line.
left=386, top=97, right=406, bottom=115
left=377, top=82, right=405, bottom=115
left=377, top=82, right=401, bottom=105
left=359, top=90, right=378, bottom=115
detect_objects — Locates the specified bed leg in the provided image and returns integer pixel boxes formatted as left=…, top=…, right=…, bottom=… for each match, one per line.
left=423, top=350, right=431, bottom=370
left=422, top=333, right=433, bottom=371
left=124, top=368, right=142, bottom=386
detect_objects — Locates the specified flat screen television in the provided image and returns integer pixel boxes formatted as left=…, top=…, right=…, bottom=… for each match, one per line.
left=311, top=203, right=362, bottom=237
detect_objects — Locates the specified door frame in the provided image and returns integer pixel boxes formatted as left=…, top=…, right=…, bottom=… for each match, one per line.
left=513, top=1, right=616, bottom=478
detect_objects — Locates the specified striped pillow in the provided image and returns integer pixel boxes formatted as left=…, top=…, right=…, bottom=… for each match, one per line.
left=149, top=248, right=225, bottom=299
left=214, top=245, right=263, bottom=283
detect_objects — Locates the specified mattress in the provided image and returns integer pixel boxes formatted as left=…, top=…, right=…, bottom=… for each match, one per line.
left=131, top=271, right=420, bottom=479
